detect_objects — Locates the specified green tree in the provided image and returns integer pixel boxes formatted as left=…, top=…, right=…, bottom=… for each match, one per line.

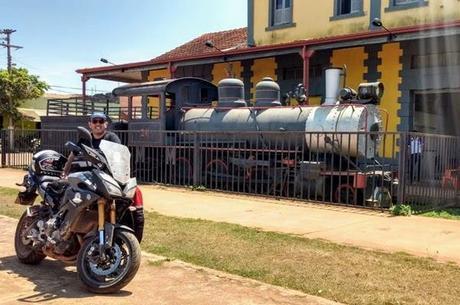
left=0, top=67, right=49, bottom=128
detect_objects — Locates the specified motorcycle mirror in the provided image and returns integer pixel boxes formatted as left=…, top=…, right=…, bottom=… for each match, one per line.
left=65, top=141, right=82, bottom=154
left=77, top=126, right=93, bottom=148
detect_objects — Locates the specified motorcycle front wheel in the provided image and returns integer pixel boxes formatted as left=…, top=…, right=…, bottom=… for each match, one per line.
left=76, top=230, right=141, bottom=294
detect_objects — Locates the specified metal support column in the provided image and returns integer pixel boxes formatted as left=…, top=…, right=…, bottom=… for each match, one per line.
left=81, top=75, right=89, bottom=115
left=398, top=132, right=408, bottom=204
left=301, top=46, right=315, bottom=105
left=192, top=132, right=201, bottom=186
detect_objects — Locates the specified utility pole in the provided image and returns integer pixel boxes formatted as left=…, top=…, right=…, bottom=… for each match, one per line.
left=0, top=29, right=23, bottom=72
left=0, top=29, right=23, bottom=149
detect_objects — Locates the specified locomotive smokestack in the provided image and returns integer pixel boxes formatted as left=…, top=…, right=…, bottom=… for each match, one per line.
left=324, top=67, right=345, bottom=105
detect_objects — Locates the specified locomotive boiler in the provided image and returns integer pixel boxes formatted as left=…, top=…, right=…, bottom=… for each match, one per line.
left=112, top=74, right=394, bottom=207
left=180, top=77, right=382, bottom=158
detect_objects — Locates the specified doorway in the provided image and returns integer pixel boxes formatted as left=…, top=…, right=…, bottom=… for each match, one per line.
left=412, top=90, right=460, bottom=136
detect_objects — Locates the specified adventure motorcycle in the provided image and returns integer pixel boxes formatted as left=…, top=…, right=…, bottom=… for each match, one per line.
left=14, top=127, right=143, bottom=293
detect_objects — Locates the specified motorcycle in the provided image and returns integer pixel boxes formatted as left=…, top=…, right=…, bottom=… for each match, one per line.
left=14, top=127, right=143, bottom=293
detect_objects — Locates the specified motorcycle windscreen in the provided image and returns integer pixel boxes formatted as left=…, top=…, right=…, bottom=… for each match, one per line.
left=99, top=140, right=131, bottom=185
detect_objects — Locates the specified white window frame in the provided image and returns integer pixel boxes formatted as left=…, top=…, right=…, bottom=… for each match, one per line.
left=394, top=0, right=420, bottom=5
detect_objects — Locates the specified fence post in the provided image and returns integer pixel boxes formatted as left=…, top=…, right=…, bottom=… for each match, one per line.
left=398, top=132, right=408, bottom=204
left=1, top=130, right=6, bottom=167
left=192, top=132, right=201, bottom=186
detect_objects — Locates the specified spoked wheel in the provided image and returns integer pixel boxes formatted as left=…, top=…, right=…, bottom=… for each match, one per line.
left=205, top=159, right=229, bottom=189
left=77, top=230, right=141, bottom=294
left=334, top=184, right=357, bottom=205
left=14, top=211, right=46, bottom=265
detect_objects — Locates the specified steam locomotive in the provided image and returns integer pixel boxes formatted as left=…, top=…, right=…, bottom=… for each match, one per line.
left=111, top=72, right=395, bottom=207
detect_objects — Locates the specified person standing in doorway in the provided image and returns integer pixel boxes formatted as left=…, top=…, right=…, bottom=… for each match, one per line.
left=409, top=130, right=423, bottom=183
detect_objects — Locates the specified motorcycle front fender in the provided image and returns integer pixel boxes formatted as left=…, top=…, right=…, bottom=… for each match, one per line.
left=83, top=223, right=135, bottom=247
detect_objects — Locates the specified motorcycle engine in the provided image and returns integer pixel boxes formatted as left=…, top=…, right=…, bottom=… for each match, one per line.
left=35, top=211, right=73, bottom=255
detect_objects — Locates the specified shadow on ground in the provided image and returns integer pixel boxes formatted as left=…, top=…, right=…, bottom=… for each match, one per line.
left=0, top=255, right=132, bottom=303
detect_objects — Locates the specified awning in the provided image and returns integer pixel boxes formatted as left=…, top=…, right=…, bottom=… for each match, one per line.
left=17, top=108, right=47, bottom=122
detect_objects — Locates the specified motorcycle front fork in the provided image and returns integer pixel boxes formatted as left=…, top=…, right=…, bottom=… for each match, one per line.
left=97, top=199, right=116, bottom=259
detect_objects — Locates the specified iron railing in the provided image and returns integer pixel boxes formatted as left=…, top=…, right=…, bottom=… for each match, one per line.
left=47, top=98, right=159, bottom=121
left=0, top=129, right=458, bottom=212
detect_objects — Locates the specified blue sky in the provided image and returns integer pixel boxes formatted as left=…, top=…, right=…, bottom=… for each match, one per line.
left=0, top=0, right=247, bottom=95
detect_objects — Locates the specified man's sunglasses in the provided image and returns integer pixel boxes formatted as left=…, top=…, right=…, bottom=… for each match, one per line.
left=91, top=119, right=106, bottom=124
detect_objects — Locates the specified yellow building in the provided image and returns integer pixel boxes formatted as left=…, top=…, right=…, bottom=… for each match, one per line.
left=78, top=0, right=460, bottom=136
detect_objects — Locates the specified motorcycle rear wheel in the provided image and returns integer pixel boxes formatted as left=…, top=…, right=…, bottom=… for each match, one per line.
left=14, top=211, right=46, bottom=265
left=77, top=230, right=141, bottom=294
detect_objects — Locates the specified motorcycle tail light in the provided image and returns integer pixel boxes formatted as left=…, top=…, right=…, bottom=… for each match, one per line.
left=132, top=187, right=143, bottom=207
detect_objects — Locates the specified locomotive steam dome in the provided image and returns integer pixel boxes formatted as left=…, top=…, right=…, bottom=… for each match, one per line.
left=217, top=78, right=246, bottom=107
left=255, top=77, right=281, bottom=107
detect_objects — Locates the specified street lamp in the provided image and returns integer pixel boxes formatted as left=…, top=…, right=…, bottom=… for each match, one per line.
left=204, top=40, right=224, bottom=53
left=204, top=40, right=233, bottom=77
left=100, top=58, right=116, bottom=65
left=372, top=18, right=396, bottom=41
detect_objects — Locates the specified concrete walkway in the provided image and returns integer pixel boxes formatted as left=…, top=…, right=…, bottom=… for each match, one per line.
left=1, top=168, right=460, bottom=264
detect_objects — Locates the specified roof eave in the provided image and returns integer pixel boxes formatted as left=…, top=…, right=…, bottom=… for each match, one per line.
left=77, top=20, right=460, bottom=76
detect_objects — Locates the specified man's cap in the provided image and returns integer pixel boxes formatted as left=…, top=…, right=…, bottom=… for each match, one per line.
left=89, top=112, right=108, bottom=121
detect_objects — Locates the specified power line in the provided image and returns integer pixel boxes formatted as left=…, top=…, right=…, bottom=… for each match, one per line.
left=49, top=85, right=111, bottom=93
left=11, top=57, right=42, bottom=72
left=46, top=88, right=83, bottom=95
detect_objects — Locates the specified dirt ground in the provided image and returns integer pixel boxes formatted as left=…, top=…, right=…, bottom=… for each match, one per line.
left=0, top=216, right=340, bottom=305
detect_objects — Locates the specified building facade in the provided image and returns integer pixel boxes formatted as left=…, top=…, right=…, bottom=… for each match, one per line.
left=77, top=0, right=460, bottom=137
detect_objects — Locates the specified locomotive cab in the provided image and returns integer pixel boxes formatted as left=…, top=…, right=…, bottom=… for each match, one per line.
left=112, top=77, right=218, bottom=144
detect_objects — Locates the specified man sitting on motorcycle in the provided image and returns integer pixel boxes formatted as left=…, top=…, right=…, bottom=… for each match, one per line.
left=61, top=112, right=144, bottom=242
left=62, top=112, right=120, bottom=177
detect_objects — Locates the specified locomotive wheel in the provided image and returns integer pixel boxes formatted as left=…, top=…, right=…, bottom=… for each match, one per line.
left=205, top=159, right=229, bottom=188
left=334, top=184, right=357, bottom=205
left=172, top=157, right=193, bottom=185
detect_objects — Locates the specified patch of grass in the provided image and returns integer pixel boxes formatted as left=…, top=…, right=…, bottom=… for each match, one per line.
left=190, top=185, right=206, bottom=192
left=390, top=203, right=412, bottom=216
left=147, top=258, right=169, bottom=267
left=1, top=186, right=460, bottom=305
left=0, top=187, right=21, bottom=197
left=0, top=187, right=26, bottom=219
left=140, top=212, right=460, bottom=305
left=421, top=208, right=460, bottom=221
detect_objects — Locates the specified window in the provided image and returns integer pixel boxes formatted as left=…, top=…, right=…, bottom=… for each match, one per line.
left=281, top=65, right=324, bottom=80
left=273, top=0, right=291, bottom=25
left=337, top=0, right=361, bottom=15
left=282, top=67, right=302, bottom=81
left=411, top=52, right=460, bottom=69
left=330, top=0, right=364, bottom=20
left=413, top=91, right=460, bottom=136
left=267, top=0, right=294, bottom=30
left=386, top=0, right=428, bottom=11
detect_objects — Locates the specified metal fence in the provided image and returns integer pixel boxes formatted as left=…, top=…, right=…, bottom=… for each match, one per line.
left=0, top=129, right=458, bottom=212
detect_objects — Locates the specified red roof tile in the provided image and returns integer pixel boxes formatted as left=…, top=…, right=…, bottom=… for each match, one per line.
left=152, top=28, right=248, bottom=63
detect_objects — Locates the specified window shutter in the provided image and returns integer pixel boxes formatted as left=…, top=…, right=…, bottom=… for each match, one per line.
left=273, top=0, right=292, bottom=25
left=351, top=0, right=362, bottom=13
